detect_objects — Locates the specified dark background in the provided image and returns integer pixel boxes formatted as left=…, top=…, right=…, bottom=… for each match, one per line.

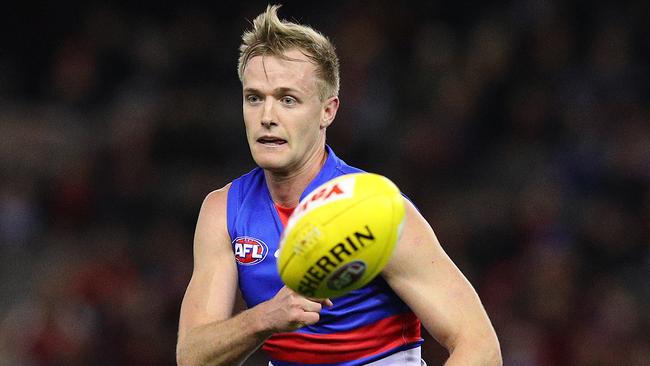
left=0, top=1, right=648, bottom=365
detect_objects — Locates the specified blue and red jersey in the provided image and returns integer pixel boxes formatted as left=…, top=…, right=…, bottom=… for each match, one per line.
left=226, top=146, right=422, bottom=365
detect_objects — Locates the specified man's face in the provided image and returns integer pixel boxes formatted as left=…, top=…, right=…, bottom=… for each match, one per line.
left=242, top=49, right=337, bottom=175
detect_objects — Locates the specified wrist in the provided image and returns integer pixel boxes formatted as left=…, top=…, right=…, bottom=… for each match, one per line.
left=245, top=304, right=275, bottom=340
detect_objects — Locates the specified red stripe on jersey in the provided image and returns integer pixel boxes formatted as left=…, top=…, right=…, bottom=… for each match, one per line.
left=262, top=312, right=421, bottom=364
left=274, top=203, right=295, bottom=227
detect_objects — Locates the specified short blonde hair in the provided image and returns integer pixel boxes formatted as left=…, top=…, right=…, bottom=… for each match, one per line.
left=238, top=5, right=340, bottom=100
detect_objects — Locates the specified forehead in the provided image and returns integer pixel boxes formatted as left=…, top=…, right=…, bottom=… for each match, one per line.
left=242, top=49, right=319, bottom=94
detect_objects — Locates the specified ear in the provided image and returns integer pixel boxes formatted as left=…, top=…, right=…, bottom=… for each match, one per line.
left=320, top=96, right=340, bottom=129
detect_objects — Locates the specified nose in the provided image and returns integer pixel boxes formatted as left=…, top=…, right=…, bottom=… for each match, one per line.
left=261, top=99, right=277, bottom=128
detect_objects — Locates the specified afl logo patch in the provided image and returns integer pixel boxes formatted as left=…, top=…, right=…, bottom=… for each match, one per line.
left=233, top=237, right=269, bottom=265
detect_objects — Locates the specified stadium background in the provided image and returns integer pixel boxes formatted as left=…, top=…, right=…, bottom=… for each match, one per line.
left=0, top=0, right=647, bottom=364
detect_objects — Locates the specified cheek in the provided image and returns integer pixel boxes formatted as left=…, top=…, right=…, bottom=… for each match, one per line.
left=242, top=112, right=255, bottom=135
left=293, top=119, right=318, bottom=143
left=297, top=108, right=323, bottom=134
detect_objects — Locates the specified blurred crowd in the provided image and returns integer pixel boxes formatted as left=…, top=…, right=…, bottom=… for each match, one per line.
left=0, top=1, right=648, bottom=365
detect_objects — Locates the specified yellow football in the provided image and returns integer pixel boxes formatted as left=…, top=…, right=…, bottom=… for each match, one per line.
left=277, top=172, right=405, bottom=299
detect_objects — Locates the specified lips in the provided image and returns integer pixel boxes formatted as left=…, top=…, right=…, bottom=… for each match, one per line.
left=257, top=136, right=287, bottom=145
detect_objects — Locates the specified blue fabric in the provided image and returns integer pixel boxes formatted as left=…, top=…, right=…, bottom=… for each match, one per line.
left=226, top=145, right=422, bottom=364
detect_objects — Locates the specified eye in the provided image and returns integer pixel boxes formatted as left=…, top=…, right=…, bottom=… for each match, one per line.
left=246, top=94, right=262, bottom=104
left=280, top=96, right=297, bottom=106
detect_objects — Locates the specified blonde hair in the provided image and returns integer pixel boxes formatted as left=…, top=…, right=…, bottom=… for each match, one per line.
left=238, top=5, right=340, bottom=100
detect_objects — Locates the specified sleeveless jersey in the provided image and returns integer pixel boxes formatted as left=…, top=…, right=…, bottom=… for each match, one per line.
left=227, top=146, right=423, bottom=365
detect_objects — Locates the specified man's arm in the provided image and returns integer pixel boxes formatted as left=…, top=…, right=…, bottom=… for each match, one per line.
left=382, top=199, right=502, bottom=365
left=177, top=186, right=329, bottom=366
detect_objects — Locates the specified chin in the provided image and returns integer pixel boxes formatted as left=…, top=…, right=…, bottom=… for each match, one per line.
left=252, top=154, right=287, bottom=172
left=250, top=143, right=286, bottom=165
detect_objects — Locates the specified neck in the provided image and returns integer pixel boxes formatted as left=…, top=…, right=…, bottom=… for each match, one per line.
left=265, top=146, right=328, bottom=208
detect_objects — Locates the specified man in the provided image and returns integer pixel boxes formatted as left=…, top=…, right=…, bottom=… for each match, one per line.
left=177, top=5, right=501, bottom=366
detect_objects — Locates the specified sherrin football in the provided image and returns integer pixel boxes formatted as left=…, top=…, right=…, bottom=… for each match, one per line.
left=277, top=173, right=405, bottom=299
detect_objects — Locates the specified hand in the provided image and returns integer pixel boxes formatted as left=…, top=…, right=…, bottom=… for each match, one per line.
left=255, top=286, right=333, bottom=334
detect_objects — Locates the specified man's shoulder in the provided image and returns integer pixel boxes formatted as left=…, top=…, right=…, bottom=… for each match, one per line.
left=327, top=145, right=365, bottom=176
left=230, top=166, right=264, bottom=188
left=204, top=166, right=262, bottom=208
left=202, top=183, right=232, bottom=212
left=219, top=166, right=268, bottom=213
left=333, top=159, right=365, bottom=177
left=335, top=163, right=364, bottom=176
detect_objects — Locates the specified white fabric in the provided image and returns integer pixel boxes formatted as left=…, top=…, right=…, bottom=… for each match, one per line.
left=268, top=346, right=427, bottom=365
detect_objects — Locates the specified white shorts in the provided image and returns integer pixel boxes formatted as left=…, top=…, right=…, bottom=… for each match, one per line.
left=268, top=346, right=427, bottom=366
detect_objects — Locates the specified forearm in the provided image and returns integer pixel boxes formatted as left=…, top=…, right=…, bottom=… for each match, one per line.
left=177, top=307, right=272, bottom=366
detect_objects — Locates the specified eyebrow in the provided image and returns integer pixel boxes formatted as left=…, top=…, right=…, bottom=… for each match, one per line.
left=243, top=87, right=305, bottom=96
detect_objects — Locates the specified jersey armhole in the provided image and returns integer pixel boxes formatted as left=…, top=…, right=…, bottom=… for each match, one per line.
left=225, top=180, right=239, bottom=243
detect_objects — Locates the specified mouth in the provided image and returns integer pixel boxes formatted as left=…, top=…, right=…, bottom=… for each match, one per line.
left=257, top=136, right=287, bottom=146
